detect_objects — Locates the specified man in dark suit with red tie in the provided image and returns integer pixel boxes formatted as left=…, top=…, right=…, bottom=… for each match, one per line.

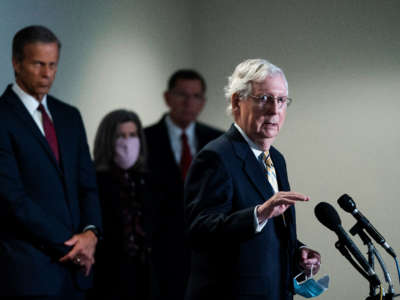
left=144, top=70, right=223, bottom=299
left=184, top=59, right=321, bottom=300
left=0, top=25, right=102, bottom=299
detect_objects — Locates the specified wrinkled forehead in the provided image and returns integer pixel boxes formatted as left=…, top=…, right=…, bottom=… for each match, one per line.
left=251, top=74, right=288, bottom=95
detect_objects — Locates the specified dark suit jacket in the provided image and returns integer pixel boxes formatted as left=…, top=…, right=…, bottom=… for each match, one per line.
left=144, top=116, right=223, bottom=299
left=184, top=125, right=302, bottom=300
left=0, top=85, right=102, bottom=296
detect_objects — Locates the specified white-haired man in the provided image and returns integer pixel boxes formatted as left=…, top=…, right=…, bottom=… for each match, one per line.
left=184, top=59, right=321, bottom=300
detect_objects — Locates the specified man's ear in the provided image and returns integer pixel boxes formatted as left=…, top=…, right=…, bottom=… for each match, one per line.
left=12, top=58, right=20, bottom=76
left=163, top=91, right=171, bottom=107
left=231, top=93, right=241, bottom=112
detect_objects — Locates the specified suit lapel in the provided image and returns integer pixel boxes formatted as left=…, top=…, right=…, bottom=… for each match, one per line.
left=48, top=99, right=76, bottom=221
left=227, top=125, right=273, bottom=202
left=195, top=123, right=208, bottom=150
left=4, top=88, right=62, bottom=173
left=158, top=118, right=182, bottom=179
left=270, top=150, right=288, bottom=192
left=270, top=148, right=294, bottom=230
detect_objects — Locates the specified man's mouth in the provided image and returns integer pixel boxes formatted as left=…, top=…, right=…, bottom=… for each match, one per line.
left=264, top=121, right=277, bottom=126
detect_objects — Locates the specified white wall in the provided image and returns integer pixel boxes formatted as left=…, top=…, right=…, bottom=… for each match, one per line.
left=0, top=0, right=194, bottom=143
left=1, top=1, right=400, bottom=299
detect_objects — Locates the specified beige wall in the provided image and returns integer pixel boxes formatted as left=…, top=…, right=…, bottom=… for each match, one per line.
left=0, top=0, right=194, bottom=143
left=192, top=1, right=400, bottom=299
left=1, top=1, right=400, bottom=299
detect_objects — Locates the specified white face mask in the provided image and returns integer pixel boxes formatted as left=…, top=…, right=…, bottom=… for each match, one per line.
left=113, top=137, right=140, bottom=170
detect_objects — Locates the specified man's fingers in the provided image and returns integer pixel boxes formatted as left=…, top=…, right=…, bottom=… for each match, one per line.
left=59, top=247, right=79, bottom=263
left=276, top=198, right=297, bottom=206
left=281, top=193, right=309, bottom=201
left=59, top=233, right=97, bottom=269
left=259, top=191, right=311, bottom=221
left=64, top=235, right=79, bottom=246
left=85, top=263, right=92, bottom=276
left=304, top=257, right=320, bottom=265
left=81, top=259, right=94, bottom=276
left=59, top=253, right=73, bottom=263
left=272, top=194, right=309, bottom=207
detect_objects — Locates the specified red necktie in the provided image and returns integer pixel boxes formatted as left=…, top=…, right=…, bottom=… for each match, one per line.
left=180, top=133, right=192, bottom=179
left=38, top=104, right=60, bottom=163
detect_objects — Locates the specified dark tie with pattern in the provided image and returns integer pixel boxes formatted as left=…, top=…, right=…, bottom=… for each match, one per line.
left=38, top=104, right=60, bottom=163
left=180, top=132, right=192, bottom=179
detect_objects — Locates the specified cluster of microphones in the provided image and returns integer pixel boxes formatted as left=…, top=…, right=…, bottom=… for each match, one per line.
left=314, top=194, right=400, bottom=300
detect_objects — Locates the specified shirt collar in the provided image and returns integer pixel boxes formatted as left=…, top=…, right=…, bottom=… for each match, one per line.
left=165, top=114, right=196, bottom=139
left=234, top=123, right=266, bottom=160
left=12, top=83, right=49, bottom=114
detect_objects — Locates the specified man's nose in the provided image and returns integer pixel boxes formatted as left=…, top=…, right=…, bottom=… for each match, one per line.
left=40, top=65, right=52, bottom=77
left=266, top=99, right=279, bottom=114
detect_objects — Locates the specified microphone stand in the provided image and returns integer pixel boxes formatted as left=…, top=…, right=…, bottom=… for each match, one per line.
left=350, top=222, right=399, bottom=300
left=334, top=240, right=372, bottom=282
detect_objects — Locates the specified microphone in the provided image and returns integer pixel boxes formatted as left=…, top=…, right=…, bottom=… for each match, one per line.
left=337, top=194, right=396, bottom=258
left=315, top=202, right=380, bottom=287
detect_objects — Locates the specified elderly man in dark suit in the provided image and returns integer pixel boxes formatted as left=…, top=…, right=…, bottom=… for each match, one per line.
left=185, top=59, right=321, bottom=300
left=0, top=25, right=102, bottom=299
left=145, top=69, right=222, bottom=299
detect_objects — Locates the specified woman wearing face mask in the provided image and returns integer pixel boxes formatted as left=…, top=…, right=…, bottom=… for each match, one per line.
left=89, top=109, right=158, bottom=300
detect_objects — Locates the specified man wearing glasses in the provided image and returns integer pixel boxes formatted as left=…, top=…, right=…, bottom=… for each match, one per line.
left=184, top=59, right=321, bottom=300
left=145, top=69, right=222, bottom=299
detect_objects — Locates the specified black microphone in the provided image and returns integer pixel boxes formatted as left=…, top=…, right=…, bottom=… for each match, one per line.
left=315, top=202, right=381, bottom=287
left=338, top=194, right=396, bottom=258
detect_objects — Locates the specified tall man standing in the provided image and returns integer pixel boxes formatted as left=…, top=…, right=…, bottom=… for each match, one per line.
left=145, top=70, right=222, bottom=299
left=0, top=25, right=102, bottom=299
left=185, top=59, right=321, bottom=300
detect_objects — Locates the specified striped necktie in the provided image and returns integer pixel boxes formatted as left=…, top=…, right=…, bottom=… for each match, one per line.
left=263, top=151, right=278, bottom=193
left=263, top=151, right=286, bottom=226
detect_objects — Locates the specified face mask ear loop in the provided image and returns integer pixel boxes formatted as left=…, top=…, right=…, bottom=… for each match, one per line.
left=306, top=264, right=314, bottom=281
left=294, top=273, right=303, bottom=286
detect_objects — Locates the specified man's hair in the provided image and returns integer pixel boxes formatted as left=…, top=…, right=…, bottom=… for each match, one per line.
left=167, top=69, right=206, bottom=93
left=12, top=25, right=61, bottom=62
left=224, top=58, right=288, bottom=115
left=93, top=109, right=147, bottom=172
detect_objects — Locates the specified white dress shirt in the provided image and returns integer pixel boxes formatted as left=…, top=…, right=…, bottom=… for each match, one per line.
left=12, top=83, right=52, bottom=136
left=165, top=115, right=197, bottom=164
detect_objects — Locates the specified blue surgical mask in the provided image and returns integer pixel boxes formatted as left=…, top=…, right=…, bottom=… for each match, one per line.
left=293, top=271, right=329, bottom=298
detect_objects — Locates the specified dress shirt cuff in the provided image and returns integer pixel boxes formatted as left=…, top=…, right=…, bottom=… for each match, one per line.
left=254, top=205, right=268, bottom=233
left=83, top=225, right=96, bottom=232
left=83, top=225, right=102, bottom=240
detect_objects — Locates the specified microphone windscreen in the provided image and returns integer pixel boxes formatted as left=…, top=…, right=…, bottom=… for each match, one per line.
left=315, top=202, right=342, bottom=232
left=337, top=194, right=356, bottom=213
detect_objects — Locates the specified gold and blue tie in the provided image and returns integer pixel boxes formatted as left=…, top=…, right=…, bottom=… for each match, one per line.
left=263, top=151, right=278, bottom=194
left=263, top=151, right=286, bottom=226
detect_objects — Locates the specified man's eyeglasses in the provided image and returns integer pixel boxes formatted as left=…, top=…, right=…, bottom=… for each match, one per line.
left=248, top=94, right=292, bottom=109
left=171, top=91, right=205, bottom=102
